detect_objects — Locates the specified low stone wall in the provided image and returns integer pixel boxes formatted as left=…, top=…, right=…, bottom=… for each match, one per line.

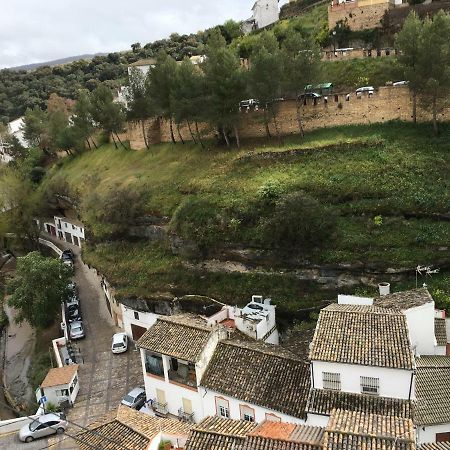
left=127, top=86, right=450, bottom=149
left=328, top=1, right=390, bottom=31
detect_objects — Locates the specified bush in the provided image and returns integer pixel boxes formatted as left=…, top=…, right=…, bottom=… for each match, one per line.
left=29, top=166, right=46, bottom=184
left=259, top=191, right=338, bottom=251
left=257, top=179, right=284, bottom=202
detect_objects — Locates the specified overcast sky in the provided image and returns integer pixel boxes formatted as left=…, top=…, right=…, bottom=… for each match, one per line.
left=0, top=0, right=287, bottom=69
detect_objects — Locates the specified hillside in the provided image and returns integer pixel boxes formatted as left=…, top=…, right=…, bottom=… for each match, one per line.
left=41, top=123, right=450, bottom=322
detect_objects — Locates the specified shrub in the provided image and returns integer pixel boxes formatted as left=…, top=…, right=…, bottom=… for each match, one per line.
left=257, top=178, right=284, bottom=202
left=259, top=191, right=337, bottom=251
left=29, top=166, right=46, bottom=184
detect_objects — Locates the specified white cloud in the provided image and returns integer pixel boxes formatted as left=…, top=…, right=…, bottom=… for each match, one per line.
left=0, top=0, right=260, bottom=68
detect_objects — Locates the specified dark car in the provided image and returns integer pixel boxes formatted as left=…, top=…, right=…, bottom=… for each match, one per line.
left=298, top=92, right=322, bottom=100
left=62, top=249, right=75, bottom=261
left=67, top=303, right=82, bottom=322
left=239, top=99, right=259, bottom=112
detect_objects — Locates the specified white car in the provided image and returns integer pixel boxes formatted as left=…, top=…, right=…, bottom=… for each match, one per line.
left=69, top=321, right=85, bottom=340
left=393, top=80, right=409, bottom=86
left=121, top=387, right=146, bottom=410
left=112, top=332, right=128, bottom=354
left=19, top=413, right=68, bottom=442
left=356, top=86, right=374, bottom=95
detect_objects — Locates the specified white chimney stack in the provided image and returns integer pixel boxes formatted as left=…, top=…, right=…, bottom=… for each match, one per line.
left=378, top=282, right=391, bottom=296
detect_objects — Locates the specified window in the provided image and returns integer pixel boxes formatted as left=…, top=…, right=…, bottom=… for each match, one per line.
left=361, top=377, right=379, bottom=395
left=240, top=405, right=255, bottom=422
left=323, top=372, right=341, bottom=391
left=57, top=389, right=69, bottom=397
left=134, top=311, right=139, bottom=320
left=145, top=353, right=164, bottom=377
left=216, top=397, right=230, bottom=419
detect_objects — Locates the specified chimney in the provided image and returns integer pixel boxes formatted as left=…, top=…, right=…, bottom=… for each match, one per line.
left=378, top=282, right=391, bottom=296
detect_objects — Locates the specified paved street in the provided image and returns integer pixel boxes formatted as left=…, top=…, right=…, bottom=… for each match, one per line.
left=42, top=237, right=143, bottom=449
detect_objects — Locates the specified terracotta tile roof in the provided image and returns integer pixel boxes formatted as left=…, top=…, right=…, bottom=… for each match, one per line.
left=137, top=314, right=215, bottom=362
left=306, top=388, right=414, bottom=419
left=309, top=304, right=414, bottom=369
left=324, top=409, right=416, bottom=450
left=201, top=340, right=311, bottom=419
left=76, top=406, right=192, bottom=450
left=416, top=359, right=450, bottom=425
left=416, top=355, right=450, bottom=368
left=41, top=365, right=78, bottom=388
left=434, top=318, right=447, bottom=346
left=421, top=444, right=450, bottom=450
left=281, top=327, right=316, bottom=361
left=373, top=288, right=433, bottom=310
left=243, top=422, right=324, bottom=450
left=185, top=416, right=257, bottom=450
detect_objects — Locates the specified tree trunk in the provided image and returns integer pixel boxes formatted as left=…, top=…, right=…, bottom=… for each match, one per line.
left=263, top=109, right=272, bottom=138
left=85, top=139, right=91, bottom=150
left=141, top=120, right=149, bottom=149
left=296, top=98, right=305, bottom=137
left=233, top=124, right=240, bottom=149
left=169, top=118, right=176, bottom=144
left=177, top=123, right=185, bottom=144
left=187, top=120, right=197, bottom=143
left=111, top=133, right=118, bottom=149
left=432, top=94, right=438, bottom=136
left=412, top=91, right=417, bottom=125
left=272, top=109, right=280, bottom=140
left=115, top=132, right=128, bottom=150
left=195, top=121, right=205, bottom=149
left=222, top=128, right=231, bottom=147
left=90, top=137, right=98, bottom=149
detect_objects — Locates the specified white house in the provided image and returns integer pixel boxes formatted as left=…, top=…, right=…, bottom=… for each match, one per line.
left=415, top=355, right=450, bottom=444
left=50, top=216, right=85, bottom=247
left=307, top=303, right=416, bottom=427
left=200, top=339, right=310, bottom=424
left=137, top=314, right=224, bottom=423
left=121, top=304, right=159, bottom=341
left=207, top=295, right=279, bottom=344
left=39, top=365, right=79, bottom=407
left=242, top=0, right=280, bottom=33
left=0, top=117, right=28, bottom=163
left=128, top=58, right=157, bottom=78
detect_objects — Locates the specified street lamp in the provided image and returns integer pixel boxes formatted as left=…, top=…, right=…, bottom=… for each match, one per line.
left=332, top=30, right=337, bottom=54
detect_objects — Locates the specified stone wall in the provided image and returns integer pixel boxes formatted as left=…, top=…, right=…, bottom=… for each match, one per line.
left=127, top=86, right=450, bottom=149
left=328, top=1, right=390, bottom=31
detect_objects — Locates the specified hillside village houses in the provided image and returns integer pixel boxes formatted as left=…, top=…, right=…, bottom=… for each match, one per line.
left=42, top=215, right=85, bottom=248
left=0, top=116, right=28, bottom=164
left=242, top=0, right=281, bottom=33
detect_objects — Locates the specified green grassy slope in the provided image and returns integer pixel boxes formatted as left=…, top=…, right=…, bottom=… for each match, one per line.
left=42, top=122, right=450, bottom=316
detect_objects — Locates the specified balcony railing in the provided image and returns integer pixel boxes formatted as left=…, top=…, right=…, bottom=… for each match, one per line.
left=178, top=408, right=195, bottom=423
left=152, top=399, right=168, bottom=416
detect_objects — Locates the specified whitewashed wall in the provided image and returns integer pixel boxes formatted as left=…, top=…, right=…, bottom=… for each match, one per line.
left=417, top=423, right=450, bottom=444
left=253, top=0, right=279, bottom=29
left=311, top=361, right=415, bottom=400
left=122, top=305, right=158, bottom=339
left=404, top=303, right=436, bottom=356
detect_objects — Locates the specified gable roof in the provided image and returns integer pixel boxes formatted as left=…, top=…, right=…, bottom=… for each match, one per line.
left=309, top=304, right=414, bottom=370
left=137, top=314, right=215, bottom=362
left=129, top=58, right=157, bottom=67
left=185, top=416, right=257, bottom=450
left=201, top=340, right=310, bottom=419
left=415, top=356, right=450, bottom=425
left=76, top=405, right=192, bottom=450
left=243, top=422, right=324, bottom=450
left=435, top=318, right=447, bottom=346
left=41, top=364, right=78, bottom=388
left=373, top=288, right=433, bottom=310
left=306, top=388, right=414, bottom=419
left=324, top=409, right=416, bottom=450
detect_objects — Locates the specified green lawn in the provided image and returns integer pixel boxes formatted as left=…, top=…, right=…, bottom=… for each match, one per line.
left=43, top=122, right=450, bottom=315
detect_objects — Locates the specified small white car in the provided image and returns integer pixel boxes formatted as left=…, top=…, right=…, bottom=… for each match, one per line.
left=112, top=332, right=128, bottom=354
left=19, top=413, right=68, bottom=442
left=121, top=387, right=146, bottom=410
left=356, top=86, right=375, bottom=95
left=69, top=321, right=85, bottom=340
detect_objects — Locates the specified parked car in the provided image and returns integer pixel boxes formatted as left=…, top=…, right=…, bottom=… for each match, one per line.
left=69, top=321, right=85, bottom=340
left=62, top=249, right=75, bottom=260
left=112, top=332, right=128, bottom=354
left=67, top=281, right=77, bottom=293
left=356, top=86, right=375, bottom=95
left=393, top=80, right=409, bottom=86
left=18, top=413, right=68, bottom=442
left=298, top=92, right=322, bottom=100
left=61, top=253, right=73, bottom=268
left=66, top=293, right=79, bottom=307
left=239, top=99, right=259, bottom=112
left=121, top=387, right=146, bottom=410
left=67, top=303, right=82, bottom=322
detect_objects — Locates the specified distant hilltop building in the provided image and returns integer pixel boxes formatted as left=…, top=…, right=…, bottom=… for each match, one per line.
left=242, top=0, right=281, bottom=34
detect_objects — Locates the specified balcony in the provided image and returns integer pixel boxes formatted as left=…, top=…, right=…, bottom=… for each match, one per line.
left=145, top=353, right=164, bottom=378
left=152, top=399, right=168, bottom=416
left=168, top=359, right=197, bottom=389
left=178, top=408, right=195, bottom=423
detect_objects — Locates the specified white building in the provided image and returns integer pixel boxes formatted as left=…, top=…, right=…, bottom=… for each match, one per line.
left=39, top=365, right=79, bottom=407
left=200, top=339, right=310, bottom=424
left=137, top=314, right=224, bottom=424
left=242, top=0, right=280, bottom=33
left=127, top=58, right=157, bottom=78
left=8, top=117, right=27, bottom=148
left=48, top=216, right=85, bottom=247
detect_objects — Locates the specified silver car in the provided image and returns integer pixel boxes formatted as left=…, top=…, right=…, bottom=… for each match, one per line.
left=69, top=321, right=85, bottom=340
left=121, top=387, right=146, bottom=410
left=19, top=413, right=67, bottom=442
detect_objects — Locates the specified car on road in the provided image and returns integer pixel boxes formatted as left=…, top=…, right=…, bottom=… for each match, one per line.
left=121, top=387, right=146, bottom=410
left=356, top=86, right=374, bottom=95
left=18, top=413, right=68, bottom=442
left=393, top=80, right=409, bottom=86
left=67, top=281, right=77, bottom=293
left=239, top=99, right=259, bottom=112
left=69, top=321, right=85, bottom=340
left=62, top=249, right=75, bottom=261
left=112, top=332, right=128, bottom=354
left=298, top=92, right=322, bottom=100
left=61, top=253, right=73, bottom=268
left=67, top=303, right=82, bottom=322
